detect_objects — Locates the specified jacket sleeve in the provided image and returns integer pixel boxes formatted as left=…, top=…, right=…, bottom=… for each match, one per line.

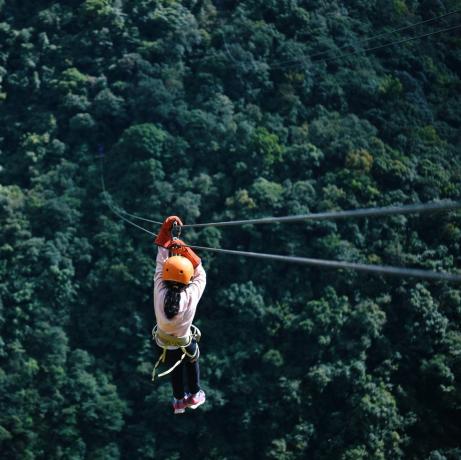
left=188, top=262, right=206, bottom=302
left=154, top=246, right=169, bottom=291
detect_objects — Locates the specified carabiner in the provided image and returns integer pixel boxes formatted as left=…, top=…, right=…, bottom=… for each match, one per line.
left=171, top=221, right=182, bottom=239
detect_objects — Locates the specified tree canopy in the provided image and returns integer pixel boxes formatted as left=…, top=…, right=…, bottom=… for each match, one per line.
left=1, top=1, right=460, bottom=459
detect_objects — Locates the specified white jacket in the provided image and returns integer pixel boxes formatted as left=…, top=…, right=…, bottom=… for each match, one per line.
left=153, top=247, right=206, bottom=339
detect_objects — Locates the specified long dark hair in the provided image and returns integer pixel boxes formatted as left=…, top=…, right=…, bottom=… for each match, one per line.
left=164, top=282, right=185, bottom=319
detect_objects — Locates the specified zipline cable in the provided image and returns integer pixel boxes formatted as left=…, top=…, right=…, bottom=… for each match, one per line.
left=99, top=201, right=461, bottom=228
left=270, top=23, right=461, bottom=70
left=269, top=9, right=461, bottom=68
left=97, top=192, right=461, bottom=282
left=318, top=23, right=461, bottom=65
left=181, top=201, right=461, bottom=228
left=191, top=10, right=460, bottom=67
left=186, top=244, right=461, bottom=282
left=99, top=171, right=461, bottom=282
left=99, top=155, right=157, bottom=237
left=310, top=9, right=460, bottom=57
left=115, top=207, right=162, bottom=226
left=105, top=196, right=157, bottom=237
left=97, top=142, right=461, bottom=282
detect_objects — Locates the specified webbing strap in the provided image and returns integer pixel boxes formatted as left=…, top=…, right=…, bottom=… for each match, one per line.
left=151, top=325, right=201, bottom=381
left=152, top=348, right=167, bottom=381
left=157, top=352, right=186, bottom=379
left=151, top=345, right=199, bottom=381
left=156, top=329, right=192, bottom=347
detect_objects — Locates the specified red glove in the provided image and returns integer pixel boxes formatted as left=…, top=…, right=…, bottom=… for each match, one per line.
left=167, top=239, right=201, bottom=269
left=154, top=216, right=183, bottom=247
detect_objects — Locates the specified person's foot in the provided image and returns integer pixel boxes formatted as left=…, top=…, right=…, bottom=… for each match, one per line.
left=186, top=390, right=206, bottom=409
left=172, top=397, right=187, bottom=414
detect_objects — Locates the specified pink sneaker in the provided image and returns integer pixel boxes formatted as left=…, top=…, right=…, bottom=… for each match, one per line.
left=172, top=398, right=187, bottom=414
left=186, top=390, right=206, bottom=409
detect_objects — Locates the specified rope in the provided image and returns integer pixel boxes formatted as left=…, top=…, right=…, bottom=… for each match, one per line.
left=187, top=244, right=461, bottom=282
left=182, top=201, right=461, bottom=228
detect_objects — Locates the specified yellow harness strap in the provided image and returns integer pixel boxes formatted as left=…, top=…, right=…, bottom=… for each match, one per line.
left=151, top=325, right=201, bottom=381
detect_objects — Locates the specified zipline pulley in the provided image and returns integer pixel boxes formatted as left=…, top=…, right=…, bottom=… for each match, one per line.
left=172, top=221, right=182, bottom=239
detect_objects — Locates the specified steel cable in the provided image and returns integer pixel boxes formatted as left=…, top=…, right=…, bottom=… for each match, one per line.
left=187, top=244, right=461, bottom=282
left=96, top=192, right=461, bottom=281
left=100, top=157, right=157, bottom=237
left=189, top=10, right=460, bottom=68
left=272, top=23, right=461, bottom=69
left=269, top=10, right=461, bottom=68
left=98, top=140, right=461, bottom=281
left=181, top=201, right=461, bottom=228
left=319, top=23, right=461, bottom=65
left=100, top=184, right=461, bottom=282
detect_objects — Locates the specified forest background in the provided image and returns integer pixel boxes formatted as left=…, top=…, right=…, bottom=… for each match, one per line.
left=1, top=0, right=461, bottom=459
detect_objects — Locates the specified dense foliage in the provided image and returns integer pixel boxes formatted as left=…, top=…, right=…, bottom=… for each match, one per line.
left=1, top=0, right=461, bottom=459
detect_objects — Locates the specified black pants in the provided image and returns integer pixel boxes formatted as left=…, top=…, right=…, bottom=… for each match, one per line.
left=163, top=340, right=200, bottom=400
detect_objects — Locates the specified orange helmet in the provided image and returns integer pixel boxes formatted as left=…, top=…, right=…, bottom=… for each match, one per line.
left=163, top=256, right=194, bottom=285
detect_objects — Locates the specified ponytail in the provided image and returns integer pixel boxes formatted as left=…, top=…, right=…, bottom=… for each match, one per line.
left=164, top=283, right=183, bottom=319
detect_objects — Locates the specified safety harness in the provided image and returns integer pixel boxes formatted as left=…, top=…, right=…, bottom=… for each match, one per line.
left=151, top=324, right=201, bottom=381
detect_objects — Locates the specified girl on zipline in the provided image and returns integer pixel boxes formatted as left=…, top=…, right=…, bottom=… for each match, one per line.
left=152, top=216, right=206, bottom=414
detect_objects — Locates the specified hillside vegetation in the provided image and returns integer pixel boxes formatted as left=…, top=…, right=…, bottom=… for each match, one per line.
left=1, top=1, right=460, bottom=459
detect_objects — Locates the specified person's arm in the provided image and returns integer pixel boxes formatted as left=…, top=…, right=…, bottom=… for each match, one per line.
left=154, top=246, right=169, bottom=290
left=188, top=262, right=206, bottom=301
left=154, top=215, right=182, bottom=291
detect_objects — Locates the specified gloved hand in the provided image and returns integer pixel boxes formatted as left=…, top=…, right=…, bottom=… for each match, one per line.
left=154, top=216, right=183, bottom=247
left=167, top=239, right=201, bottom=269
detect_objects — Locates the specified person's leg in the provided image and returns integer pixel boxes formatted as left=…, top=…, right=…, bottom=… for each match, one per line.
left=184, top=340, right=200, bottom=394
left=183, top=340, right=205, bottom=408
left=185, top=360, right=200, bottom=395
left=165, top=348, right=185, bottom=400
